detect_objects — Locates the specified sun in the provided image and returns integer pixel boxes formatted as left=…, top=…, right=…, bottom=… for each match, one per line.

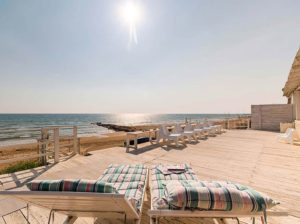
left=122, top=2, right=141, bottom=24
left=120, top=2, right=142, bottom=45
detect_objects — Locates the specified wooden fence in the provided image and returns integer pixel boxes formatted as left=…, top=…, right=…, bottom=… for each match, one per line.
left=0, top=126, right=79, bottom=165
left=213, top=117, right=251, bottom=130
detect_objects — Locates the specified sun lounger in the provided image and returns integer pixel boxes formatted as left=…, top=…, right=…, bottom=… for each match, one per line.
left=173, top=124, right=197, bottom=143
left=202, top=120, right=218, bottom=135
left=197, top=121, right=215, bottom=136
left=276, top=128, right=294, bottom=144
left=194, top=122, right=206, bottom=139
left=0, top=164, right=148, bottom=224
left=185, top=123, right=205, bottom=140
left=156, top=125, right=185, bottom=147
left=205, top=120, right=222, bottom=134
left=148, top=164, right=287, bottom=224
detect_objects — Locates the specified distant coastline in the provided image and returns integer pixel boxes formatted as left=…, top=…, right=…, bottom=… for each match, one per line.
left=0, top=113, right=250, bottom=146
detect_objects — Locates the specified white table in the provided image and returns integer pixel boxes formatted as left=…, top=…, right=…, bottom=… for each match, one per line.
left=126, top=130, right=158, bottom=151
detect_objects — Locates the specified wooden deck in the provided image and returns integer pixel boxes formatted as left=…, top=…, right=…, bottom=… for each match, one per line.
left=0, top=130, right=299, bottom=224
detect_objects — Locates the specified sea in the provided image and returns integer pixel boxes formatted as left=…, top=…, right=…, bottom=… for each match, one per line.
left=0, top=114, right=249, bottom=146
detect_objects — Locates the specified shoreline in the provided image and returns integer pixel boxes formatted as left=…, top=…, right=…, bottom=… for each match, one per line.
left=0, top=116, right=250, bottom=171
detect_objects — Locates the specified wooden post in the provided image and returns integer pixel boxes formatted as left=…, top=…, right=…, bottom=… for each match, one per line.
left=126, top=134, right=130, bottom=152
left=78, top=138, right=81, bottom=154
left=41, top=128, right=49, bottom=165
left=247, top=119, right=250, bottom=129
left=227, top=119, right=230, bottom=130
left=134, top=135, right=138, bottom=149
left=54, top=128, right=59, bottom=163
left=149, top=131, right=152, bottom=144
left=73, top=126, right=78, bottom=154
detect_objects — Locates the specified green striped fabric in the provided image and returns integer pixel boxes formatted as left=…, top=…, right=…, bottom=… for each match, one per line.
left=165, top=180, right=279, bottom=212
left=151, top=164, right=279, bottom=213
left=97, top=164, right=147, bottom=213
left=26, top=179, right=117, bottom=193
left=151, top=164, right=198, bottom=209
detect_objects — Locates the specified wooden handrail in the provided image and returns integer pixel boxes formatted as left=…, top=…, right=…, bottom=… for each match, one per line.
left=0, top=126, right=79, bottom=165
left=0, top=129, right=41, bottom=134
left=0, top=125, right=78, bottom=134
left=0, top=143, right=38, bottom=151
left=0, top=152, right=54, bottom=164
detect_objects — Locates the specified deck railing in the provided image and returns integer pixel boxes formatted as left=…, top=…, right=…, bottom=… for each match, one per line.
left=225, top=118, right=251, bottom=129
left=0, top=126, right=79, bottom=165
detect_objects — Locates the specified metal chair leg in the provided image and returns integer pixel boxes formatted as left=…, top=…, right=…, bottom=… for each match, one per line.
left=48, top=209, right=54, bottom=224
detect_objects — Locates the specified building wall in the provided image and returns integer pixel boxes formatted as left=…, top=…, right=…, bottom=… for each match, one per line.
left=292, top=90, right=300, bottom=120
left=251, top=104, right=294, bottom=131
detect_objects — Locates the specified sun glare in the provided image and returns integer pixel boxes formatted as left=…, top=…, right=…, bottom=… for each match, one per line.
left=120, top=1, right=141, bottom=45
left=122, top=2, right=140, bottom=24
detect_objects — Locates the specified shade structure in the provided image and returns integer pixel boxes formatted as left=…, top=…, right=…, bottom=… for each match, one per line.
left=283, top=47, right=300, bottom=97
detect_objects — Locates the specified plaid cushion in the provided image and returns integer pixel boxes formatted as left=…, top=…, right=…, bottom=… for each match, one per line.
left=151, top=164, right=198, bottom=210
left=171, top=180, right=249, bottom=191
left=26, top=179, right=117, bottom=193
left=99, top=173, right=146, bottom=183
left=165, top=180, right=279, bottom=212
left=97, top=164, right=147, bottom=213
left=101, top=164, right=146, bottom=176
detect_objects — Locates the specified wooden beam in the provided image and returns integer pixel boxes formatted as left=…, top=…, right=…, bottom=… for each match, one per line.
left=0, top=152, right=53, bottom=164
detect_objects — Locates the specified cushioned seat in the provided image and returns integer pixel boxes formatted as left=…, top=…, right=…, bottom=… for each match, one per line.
left=150, top=164, right=279, bottom=213
left=26, top=179, right=117, bottom=193
left=26, top=164, right=148, bottom=214
left=165, top=180, right=279, bottom=212
left=97, top=164, right=148, bottom=212
left=151, top=164, right=198, bottom=210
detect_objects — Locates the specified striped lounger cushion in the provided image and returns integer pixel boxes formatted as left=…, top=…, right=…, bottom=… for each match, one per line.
left=26, top=179, right=117, bottom=193
left=165, top=180, right=279, bottom=212
left=151, top=164, right=198, bottom=210
left=97, top=164, right=147, bottom=213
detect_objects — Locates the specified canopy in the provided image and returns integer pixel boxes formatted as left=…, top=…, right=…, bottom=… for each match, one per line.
left=283, top=47, right=300, bottom=97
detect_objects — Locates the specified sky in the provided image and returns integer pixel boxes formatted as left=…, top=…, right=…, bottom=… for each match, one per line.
left=0, top=0, right=300, bottom=114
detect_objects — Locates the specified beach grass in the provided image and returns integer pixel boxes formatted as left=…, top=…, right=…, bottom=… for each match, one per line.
left=0, top=159, right=44, bottom=175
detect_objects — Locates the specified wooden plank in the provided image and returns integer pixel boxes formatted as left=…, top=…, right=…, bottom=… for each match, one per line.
left=0, top=130, right=299, bottom=224
left=0, top=152, right=54, bottom=164
left=54, top=128, right=60, bottom=163
left=73, top=126, right=78, bottom=154
left=2, top=210, right=27, bottom=224
left=0, top=143, right=39, bottom=151
left=0, top=129, right=41, bottom=134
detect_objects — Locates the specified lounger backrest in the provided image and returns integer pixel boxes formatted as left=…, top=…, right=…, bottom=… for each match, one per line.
left=184, top=123, right=193, bottom=132
left=198, top=122, right=205, bottom=128
left=173, top=124, right=183, bottom=134
left=160, top=125, right=169, bottom=136
left=0, top=191, right=139, bottom=220
left=203, top=119, right=209, bottom=127
left=286, top=128, right=295, bottom=136
left=195, top=122, right=202, bottom=129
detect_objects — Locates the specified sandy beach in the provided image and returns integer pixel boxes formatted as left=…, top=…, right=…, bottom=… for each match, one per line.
left=0, top=117, right=250, bottom=172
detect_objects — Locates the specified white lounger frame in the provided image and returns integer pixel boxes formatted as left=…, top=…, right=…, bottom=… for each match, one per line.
left=148, top=209, right=288, bottom=224
left=156, top=125, right=185, bottom=147
left=0, top=191, right=140, bottom=224
left=276, top=128, right=294, bottom=144
left=0, top=170, right=149, bottom=224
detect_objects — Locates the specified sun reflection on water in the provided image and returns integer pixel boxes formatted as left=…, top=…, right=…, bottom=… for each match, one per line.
left=108, top=113, right=154, bottom=125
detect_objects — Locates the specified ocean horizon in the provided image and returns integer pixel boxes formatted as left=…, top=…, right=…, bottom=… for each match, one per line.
left=0, top=113, right=249, bottom=146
